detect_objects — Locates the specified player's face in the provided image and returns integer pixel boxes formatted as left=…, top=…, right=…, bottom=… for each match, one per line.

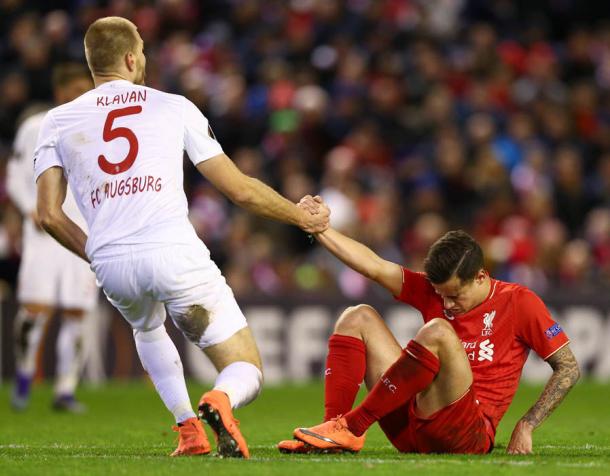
left=133, top=34, right=146, bottom=85
left=431, top=270, right=489, bottom=315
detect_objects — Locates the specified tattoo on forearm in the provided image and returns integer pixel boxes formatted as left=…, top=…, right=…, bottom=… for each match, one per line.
left=522, top=346, right=580, bottom=428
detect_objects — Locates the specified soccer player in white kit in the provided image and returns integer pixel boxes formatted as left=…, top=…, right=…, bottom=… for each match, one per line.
left=7, top=64, right=98, bottom=413
left=34, top=17, right=329, bottom=458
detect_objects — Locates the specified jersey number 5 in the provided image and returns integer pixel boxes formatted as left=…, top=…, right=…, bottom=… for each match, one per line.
left=98, top=106, right=142, bottom=175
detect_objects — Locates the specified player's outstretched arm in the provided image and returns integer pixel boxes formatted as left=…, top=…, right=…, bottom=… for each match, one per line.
left=36, top=166, right=89, bottom=263
left=196, top=154, right=329, bottom=233
left=314, top=228, right=402, bottom=296
left=298, top=194, right=403, bottom=295
left=507, top=345, right=580, bottom=454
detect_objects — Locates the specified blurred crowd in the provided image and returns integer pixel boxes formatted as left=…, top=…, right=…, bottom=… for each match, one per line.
left=2, top=0, right=610, bottom=299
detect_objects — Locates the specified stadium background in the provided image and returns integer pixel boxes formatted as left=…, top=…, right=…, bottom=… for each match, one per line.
left=1, top=0, right=610, bottom=384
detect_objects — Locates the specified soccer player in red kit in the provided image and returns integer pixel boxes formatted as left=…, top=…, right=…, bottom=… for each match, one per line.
left=279, top=196, right=580, bottom=455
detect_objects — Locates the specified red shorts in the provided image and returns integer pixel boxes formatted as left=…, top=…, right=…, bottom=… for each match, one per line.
left=378, top=388, right=494, bottom=454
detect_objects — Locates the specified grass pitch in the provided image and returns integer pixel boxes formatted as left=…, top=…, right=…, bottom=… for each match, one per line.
left=0, top=380, right=608, bottom=475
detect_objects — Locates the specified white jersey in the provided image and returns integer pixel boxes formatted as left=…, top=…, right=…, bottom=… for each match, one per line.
left=7, top=111, right=87, bottom=243
left=33, top=80, right=223, bottom=261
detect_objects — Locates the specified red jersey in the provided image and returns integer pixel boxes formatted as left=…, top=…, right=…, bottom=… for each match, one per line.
left=396, top=268, right=569, bottom=432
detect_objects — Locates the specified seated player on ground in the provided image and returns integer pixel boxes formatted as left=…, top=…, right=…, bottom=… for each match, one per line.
left=278, top=195, right=580, bottom=455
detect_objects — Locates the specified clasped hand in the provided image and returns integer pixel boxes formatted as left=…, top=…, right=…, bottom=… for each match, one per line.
left=297, top=195, right=330, bottom=234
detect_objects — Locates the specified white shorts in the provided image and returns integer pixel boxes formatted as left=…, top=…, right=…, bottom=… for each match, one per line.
left=17, top=230, right=98, bottom=311
left=91, top=243, right=247, bottom=348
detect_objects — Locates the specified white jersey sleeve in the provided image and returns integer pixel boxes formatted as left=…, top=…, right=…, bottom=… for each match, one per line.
left=9, top=110, right=88, bottom=235
left=6, top=115, right=41, bottom=215
left=183, top=97, right=223, bottom=166
left=33, top=111, right=63, bottom=182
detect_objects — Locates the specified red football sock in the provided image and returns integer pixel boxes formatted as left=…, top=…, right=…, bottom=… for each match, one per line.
left=323, top=334, right=367, bottom=421
left=344, top=339, right=440, bottom=436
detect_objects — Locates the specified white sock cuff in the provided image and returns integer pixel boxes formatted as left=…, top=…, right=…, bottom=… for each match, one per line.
left=214, top=361, right=263, bottom=409
left=133, top=325, right=167, bottom=343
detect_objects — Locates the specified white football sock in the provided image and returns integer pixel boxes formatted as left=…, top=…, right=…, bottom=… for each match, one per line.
left=133, top=325, right=196, bottom=423
left=54, top=317, right=85, bottom=397
left=214, top=361, right=263, bottom=409
left=14, top=308, right=50, bottom=377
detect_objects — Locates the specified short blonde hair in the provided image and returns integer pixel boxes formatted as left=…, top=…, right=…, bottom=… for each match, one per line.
left=84, top=16, right=139, bottom=74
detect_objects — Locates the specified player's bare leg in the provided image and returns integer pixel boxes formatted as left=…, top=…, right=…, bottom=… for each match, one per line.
left=198, top=327, right=262, bottom=459
left=12, top=303, right=53, bottom=411
left=53, top=308, right=87, bottom=413
left=411, top=318, right=473, bottom=416
left=331, top=305, right=472, bottom=405
left=334, top=305, right=403, bottom=389
left=291, top=310, right=473, bottom=453
left=203, top=327, right=262, bottom=373
left=280, top=304, right=400, bottom=453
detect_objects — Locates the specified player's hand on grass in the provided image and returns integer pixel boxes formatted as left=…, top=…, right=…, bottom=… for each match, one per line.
left=507, top=419, right=534, bottom=454
left=297, top=195, right=330, bottom=233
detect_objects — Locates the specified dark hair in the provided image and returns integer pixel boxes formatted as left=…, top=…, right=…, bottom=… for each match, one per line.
left=424, top=230, right=484, bottom=284
left=52, top=63, right=91, bottom=89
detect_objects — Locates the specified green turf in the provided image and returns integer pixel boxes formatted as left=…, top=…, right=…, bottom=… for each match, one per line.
left=0, top=379, right=608, bottom=475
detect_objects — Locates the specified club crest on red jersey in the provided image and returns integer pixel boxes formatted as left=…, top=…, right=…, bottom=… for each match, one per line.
left=477, top=339, right=495, bottom=362
left=482, top=310, right=496, bottom=336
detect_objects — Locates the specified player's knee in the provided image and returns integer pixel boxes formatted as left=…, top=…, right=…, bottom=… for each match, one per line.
left=133, top=325, right=167, bottom=343
left=415, top=318, right=457, bottom=348
left=22, top=303, right=54, bottom=316
left=133, top=325, right=179, bottom=374
left=62, top=308, right=86, bottom=319
left=334, top=304, right=382, bottom=336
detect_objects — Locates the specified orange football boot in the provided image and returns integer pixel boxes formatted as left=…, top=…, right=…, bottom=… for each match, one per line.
left=198, top=390, right=250, bottom=458
left=277, top=439, right=347, bottom=454
left=293, top=417, right=366, bottom=453
left=278, top=439, right=312, bottom=454
left=170, top=417, right=211, bottom=457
